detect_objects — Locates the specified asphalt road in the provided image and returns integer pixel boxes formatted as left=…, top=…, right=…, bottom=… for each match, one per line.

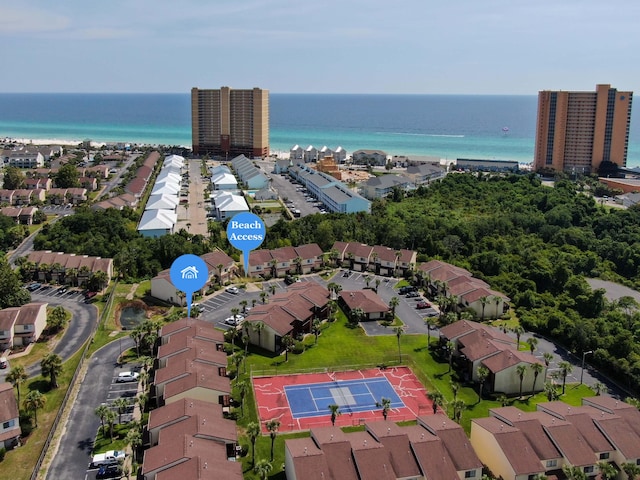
left=0, top=287, right=97, bottom=382
left=45, top=338, right=135, bottom=480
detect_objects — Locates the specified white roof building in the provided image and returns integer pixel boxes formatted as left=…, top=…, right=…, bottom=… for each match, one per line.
left=145, top=194, right=179, bottom=211
left=211, top=172, right=238, bottom=190
left=151, top=181, right=180, bottom=196
left=137, top=209, right=177, bottom=237
left=163, top=155, right=185, bottom=169
left=211, top=191, right=249, bottom=221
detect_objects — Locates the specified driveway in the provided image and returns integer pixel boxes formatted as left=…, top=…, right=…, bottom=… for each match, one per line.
left=45, top=338, right=135, bottom=480
left=14, top=288, right=98, bottom=378
left=329, top=271, right=439, bottom=337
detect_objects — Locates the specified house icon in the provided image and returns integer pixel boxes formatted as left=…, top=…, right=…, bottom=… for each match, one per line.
left=180, top=265, right=199, bottom=280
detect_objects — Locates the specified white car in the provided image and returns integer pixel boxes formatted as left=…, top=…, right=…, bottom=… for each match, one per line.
left=116, top=371, right=139, bottom=383
left=225, top=286, right=239, bottom=294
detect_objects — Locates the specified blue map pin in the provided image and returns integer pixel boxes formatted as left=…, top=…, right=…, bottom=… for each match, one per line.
left=226, top=212, right=266, bottom=276
left=169, top=254, right=209, bottom=317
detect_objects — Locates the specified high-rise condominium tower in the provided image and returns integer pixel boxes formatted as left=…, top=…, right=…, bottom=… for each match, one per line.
left=534, top=84, right=632, bottom=174
left=191, top=87, right=269, bottom=158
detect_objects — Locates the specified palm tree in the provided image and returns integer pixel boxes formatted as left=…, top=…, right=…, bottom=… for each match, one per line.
left=598, top=461, right=617, bottom=480
left=511, top=325, right=525, bottom=349
left=24, top=390, right=46, bottom=427
left=95, top=404, right=110, bottom=435
left=349, top=307, right=364, bottom=325
left=558, top=360, right=573, bottom=395
left=236, top=379, right=248, bottom=415
left=543, top=352, right=553, bottom=367
left=294, top=256, right=303, bottom=275
left=259, top=291, right=268, bottom=304
left=6, top=365, right=28, bottom=408
left=477, top=366, right=490, bottom=401
left=269, top=283, right=277, bottom=295
left=424, top=316, right=436, bottom=346
left=254, top=459, right=273, bottom=480
left=562, top=465, right=587, bottom=480
left=126, top=428, right=143, bottom=463
left=516, top=364, right=527, bottom=398
left=393, top=326, right=405, bottom=363
left=41, top=353, right=63, bottom=388
left=265, top=419, right=280, bottom=461
left=389, top=296, right=400, bottom=317
left=530, top=362, right=544, bottom=395
left=252, top=321, right=265, bottom=349
left=239, top=300, right=248, bottom=314
left=544, top=381, right=559, bottom=401
left=104, top=408, right=117, bottom=441
left=136, top=392, right=148, bottom=414
left=312, top=318, right=322, bottom=344
left=328, top=404, right=341, bottom=425
left=327, top=282, right=338, bottom=299
left=526, top=337, right=539, bottom=354
left=378, top=397, right=392, bottom=420
left=446, top=341, right=455, bottom=373
left=622, top=462, right=640, bottom=480
left=216, top=263, right=224, bottom=286
left=450, top=380, right=460, bottom=400
left=246, top=421, right=261, bottom=467
left=451, top=398, right=465, bottom=422
left=593, top=381, right=607, bottom=396
left=231, top=307, right=241, bottom=322
left=427, top=391, right=444, bottom=414
left=374, top=278, right=381, bottom=293
left=479, top=296, right=489, bottom=321
left=47, top=305, right=68, bottom=333
left=282, top=334, right=295, bottom=362
left=113, top=397, right=130, bottom=424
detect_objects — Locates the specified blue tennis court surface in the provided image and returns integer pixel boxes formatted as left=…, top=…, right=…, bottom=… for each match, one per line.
left=284, top=377, right=405, bottom=419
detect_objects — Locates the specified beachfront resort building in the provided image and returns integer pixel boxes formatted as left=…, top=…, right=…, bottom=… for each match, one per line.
left=191, top=87, right=269, bottom=158
left=533, top=84, right=633, bottom=174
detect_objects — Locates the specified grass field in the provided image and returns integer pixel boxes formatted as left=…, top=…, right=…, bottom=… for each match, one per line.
left=231, top=311, right=596, bottom=478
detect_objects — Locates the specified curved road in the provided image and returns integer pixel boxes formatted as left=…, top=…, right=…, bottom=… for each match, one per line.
left=25, top=291, right=97, bottom=378
left=45, top=338, right=134, bottom=480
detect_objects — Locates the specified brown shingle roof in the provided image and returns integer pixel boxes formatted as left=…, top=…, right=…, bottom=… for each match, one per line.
left=294, top=243, right=323, bottom=260
left=490, top=407, right=561, bottom=460
left=418, top=414, right=483, bottom=471
left=155, top=456, right=243, bottom=480
left=339, top=290, right=389, bottom=314
left=285, top=437, right=334, bottom=480
left=160, top=413, right=237, bottom=445
left=473, top=417, right=544, bottom=475
left=148, top=398, right=221, bottom=431
left=142, top=434, right=226, bottom=476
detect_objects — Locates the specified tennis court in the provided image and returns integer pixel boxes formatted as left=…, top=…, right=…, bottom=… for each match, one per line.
left=252, top=366, right=435, bottom=432
left=285, top=377, right=404, bottom=418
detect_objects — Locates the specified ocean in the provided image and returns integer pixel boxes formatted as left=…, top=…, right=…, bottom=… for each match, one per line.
left=1, top=93, right=640, bottom=166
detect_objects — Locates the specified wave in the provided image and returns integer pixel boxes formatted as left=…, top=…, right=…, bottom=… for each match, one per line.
left=380, top=132, right=465, bottom=138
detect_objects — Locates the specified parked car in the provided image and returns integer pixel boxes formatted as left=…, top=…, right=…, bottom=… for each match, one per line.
left=26, top=282, right=42, bottom=291
left=0, top=357, right=7, bottom=369
left=416, top=301, right=431, bottom=309
left=116, top=372, right=139, bottom=383
left=97, top=464, right=121, bottom=479
left=398, top=286, right=417, bottom=295
left=224, top=315, right=243, bottom=326
left=406, top=291, right=420, bottom=298
left=225, top=286, right=239, bottom=294
left=284, top=275, right=300, bottom=285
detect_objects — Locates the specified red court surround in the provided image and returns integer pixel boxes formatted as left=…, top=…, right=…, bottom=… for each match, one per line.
left=252, top=366, right=436, bottom=432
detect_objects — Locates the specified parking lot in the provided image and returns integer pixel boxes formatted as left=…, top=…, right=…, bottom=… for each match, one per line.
left=27, top=283, right=90, bottom=303
left=83, top=361, right=140, bottom=480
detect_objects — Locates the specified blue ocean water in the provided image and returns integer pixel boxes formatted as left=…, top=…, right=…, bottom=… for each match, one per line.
left=1, top=93, right=639, bottom=166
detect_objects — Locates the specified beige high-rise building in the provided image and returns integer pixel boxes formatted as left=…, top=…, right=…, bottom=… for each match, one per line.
left=191, top=87, right=269, bottom=158
left=533, top=84, right=632, bottom=174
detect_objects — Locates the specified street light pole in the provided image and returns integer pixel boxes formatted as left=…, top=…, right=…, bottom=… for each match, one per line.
left=580, top=350, right=593, bottom=384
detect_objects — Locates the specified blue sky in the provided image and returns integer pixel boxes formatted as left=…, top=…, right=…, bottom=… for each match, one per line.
left=1, top=0, right=639, bottom=94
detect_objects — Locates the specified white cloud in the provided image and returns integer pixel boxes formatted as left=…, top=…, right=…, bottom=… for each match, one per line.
left=0, top=6, right=69, bottom=34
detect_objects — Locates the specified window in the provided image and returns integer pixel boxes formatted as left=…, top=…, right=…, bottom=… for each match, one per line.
left=546, top=460, right=558, bottom=468
left=600, top=453, right=610, bottom=460
left=3, top=420, right=14, bottom=429
left=584, top=466, right=594, bottom=474
left=465, top=471, right=477, bottom=478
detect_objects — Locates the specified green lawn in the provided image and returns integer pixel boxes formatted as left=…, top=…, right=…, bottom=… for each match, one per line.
left=231, top=314, right=596, bottom=478
left=0, top=346, right=85, bottom=480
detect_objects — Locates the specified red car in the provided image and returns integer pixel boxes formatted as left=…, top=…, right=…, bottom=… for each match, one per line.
left=416, top=301, right=431, bottom=309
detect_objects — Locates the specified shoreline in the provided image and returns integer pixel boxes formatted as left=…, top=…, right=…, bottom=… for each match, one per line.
left=2, top=136, right=536, bottom=165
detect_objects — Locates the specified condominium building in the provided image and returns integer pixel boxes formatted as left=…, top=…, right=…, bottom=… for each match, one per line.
left=191, top=87, right=269, bottom=158
left=534, top=84, right=633, bottom=174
